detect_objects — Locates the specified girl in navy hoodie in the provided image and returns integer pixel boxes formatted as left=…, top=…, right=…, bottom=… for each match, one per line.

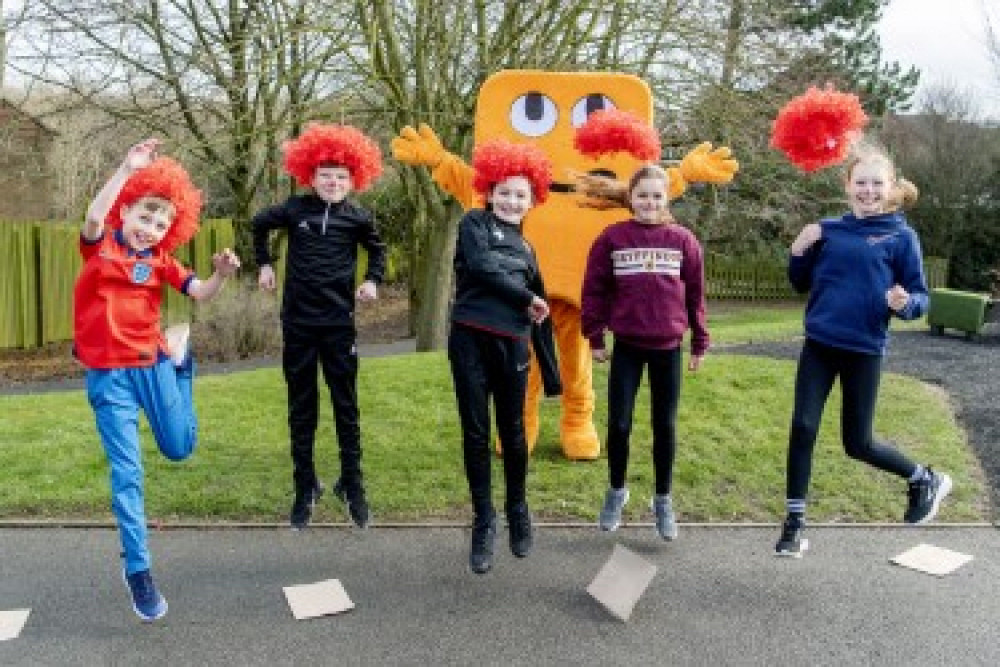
left=776, top=143, right=951, bottom=557
left=581, top=164, right=709, bottom=541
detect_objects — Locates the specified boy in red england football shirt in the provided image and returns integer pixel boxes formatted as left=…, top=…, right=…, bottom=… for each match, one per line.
left=74, top=138, right=239, bottom=621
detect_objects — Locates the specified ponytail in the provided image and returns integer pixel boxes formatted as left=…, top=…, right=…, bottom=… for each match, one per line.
left=889, top=177, right=919, bottom=210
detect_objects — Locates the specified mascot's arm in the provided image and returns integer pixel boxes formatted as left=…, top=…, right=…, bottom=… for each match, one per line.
left=392, top=123, right=478, bottom=210
left=667, top=142, right=740, bottom=201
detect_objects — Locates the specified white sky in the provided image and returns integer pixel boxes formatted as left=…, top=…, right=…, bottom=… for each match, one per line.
left=878, top=0, right=1000, bottom=120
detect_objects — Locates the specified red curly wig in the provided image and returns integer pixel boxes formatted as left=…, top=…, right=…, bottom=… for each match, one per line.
left=282, top=123, right=383, bottom=191
left=574, top=109, right=661, bottom=161
left=472, top=140, right=553, bottom=204
left=770, top=84, right=869, bottom=172
left=106, top=157, right=203, bottom=253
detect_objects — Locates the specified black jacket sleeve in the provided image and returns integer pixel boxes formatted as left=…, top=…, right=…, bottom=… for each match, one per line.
left=252, top=201, right=292, bottom=267
left=358, top=212, right=387, bottom=284
left=528, top=267, right=561, bottom=397
left=531, top=317, right=562, bottom=397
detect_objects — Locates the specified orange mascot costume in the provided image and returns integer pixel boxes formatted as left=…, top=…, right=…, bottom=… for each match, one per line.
left=393, top=70, right=737, bottom=460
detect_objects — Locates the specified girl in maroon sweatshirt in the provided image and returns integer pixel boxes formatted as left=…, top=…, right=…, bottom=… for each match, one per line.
left=581, top=164, right=709, bottom=541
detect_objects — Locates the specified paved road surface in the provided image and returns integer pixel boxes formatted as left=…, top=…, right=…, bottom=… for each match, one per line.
left=1, top=525, right=997, bottom=666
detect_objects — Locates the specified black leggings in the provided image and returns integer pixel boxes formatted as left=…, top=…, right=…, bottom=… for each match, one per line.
left=606, top=341, right=681, bottom=495
left=786, top=338, right=917, bottom=500
left=448, top=323, right=530, bottom=517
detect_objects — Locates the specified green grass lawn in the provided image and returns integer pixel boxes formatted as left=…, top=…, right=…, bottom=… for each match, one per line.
left=0, top=303, right=988, bottom=524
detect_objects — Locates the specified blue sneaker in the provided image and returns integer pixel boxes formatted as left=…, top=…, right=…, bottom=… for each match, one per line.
left=123, top=569, right=168, bottom=621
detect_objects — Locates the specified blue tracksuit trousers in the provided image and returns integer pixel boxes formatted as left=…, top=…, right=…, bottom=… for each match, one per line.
left=86, top=357, right=197, bottom=575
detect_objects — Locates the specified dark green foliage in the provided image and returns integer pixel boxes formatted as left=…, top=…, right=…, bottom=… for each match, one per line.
left=781, top=0, right=919, bottom=115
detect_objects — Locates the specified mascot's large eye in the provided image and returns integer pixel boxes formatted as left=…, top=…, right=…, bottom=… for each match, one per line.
left=510, top=92, right=558, bottom=137
left=571, top=94, right=616, bottom=128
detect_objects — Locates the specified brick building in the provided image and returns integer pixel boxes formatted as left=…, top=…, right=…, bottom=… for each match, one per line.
left=0, top=98, right=55, bottom=221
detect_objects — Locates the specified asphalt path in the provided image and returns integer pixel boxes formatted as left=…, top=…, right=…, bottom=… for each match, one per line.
left=1, top=525, right=997, bottom=665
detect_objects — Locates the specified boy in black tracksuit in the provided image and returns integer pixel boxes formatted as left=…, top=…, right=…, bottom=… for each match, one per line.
left=253, top=123, right=386, bottom=529
left=449, top=140, right=560, bottom=574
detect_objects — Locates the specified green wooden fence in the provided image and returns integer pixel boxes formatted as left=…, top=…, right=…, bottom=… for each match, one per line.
left=702, top=254, right=948, bottom=301
left=0, top=218, right=951, bottom=349
left=0, top=219, right=235, bottom=349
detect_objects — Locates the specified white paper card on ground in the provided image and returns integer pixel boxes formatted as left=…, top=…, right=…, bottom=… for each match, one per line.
left=283, top=579, right=354, bottom=620
left=587, top=544, right=658, bottom=621
left=890, top=543, right=974, bottom=577
left=0, top=609, right=30, bottom=641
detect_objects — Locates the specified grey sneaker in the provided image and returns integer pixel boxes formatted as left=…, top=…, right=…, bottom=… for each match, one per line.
left=598, top=487, right=629, bottom=531
left=651, top=494, right=678, bottom=541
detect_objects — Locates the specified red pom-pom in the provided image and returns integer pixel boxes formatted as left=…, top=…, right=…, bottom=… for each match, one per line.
left=472, top=140, right=553, bottom=204
left=107, top=157, right=202, bottom=252
left=574, top=109, right=661, bottom=161
left=770, top=85, right=869, bottom=172
left=282, top=123, right=383, bottom=191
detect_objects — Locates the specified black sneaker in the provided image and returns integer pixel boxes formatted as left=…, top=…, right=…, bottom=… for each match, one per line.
left=507, top=502, right=533, bottom=558
left=289, top=482, right=324, bottom=530
left=333, top=477, right=371, bottom=529
left=469, top=512, right=497, bottom=574
left=774, top=517, right=809, bottom=558
left=904, top=469, right=953, bottom=524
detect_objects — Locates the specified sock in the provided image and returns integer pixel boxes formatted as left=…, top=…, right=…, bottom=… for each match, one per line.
left=786, top=498, right=806, bottom=522
left=908, top=464, right=928, bottom=483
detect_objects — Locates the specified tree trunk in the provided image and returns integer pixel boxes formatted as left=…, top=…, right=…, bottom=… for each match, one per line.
left=413, top=201, right=458, bottom=351
left=231, top=193, right=254, bottom=274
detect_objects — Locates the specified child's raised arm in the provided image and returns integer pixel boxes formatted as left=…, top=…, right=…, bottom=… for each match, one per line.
left=83, top=138, right=161, bottom=241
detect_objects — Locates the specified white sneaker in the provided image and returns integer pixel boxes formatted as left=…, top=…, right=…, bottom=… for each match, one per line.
left=164, top=323, right=191, bottom=367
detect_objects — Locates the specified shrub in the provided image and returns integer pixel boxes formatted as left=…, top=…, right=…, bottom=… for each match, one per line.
left=191, top=279, right=282, bottom=361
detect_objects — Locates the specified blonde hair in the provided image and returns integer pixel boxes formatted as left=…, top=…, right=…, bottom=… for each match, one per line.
left=574, top=164, right=675, bottom=221
left=843, top=140, right=919, bottom=211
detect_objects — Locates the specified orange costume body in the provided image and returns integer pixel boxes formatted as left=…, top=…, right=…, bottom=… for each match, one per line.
left=393, top=70, right=736, bottom=459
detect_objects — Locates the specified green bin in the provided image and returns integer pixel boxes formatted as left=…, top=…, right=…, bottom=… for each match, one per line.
left=927, top=288, right=990, bottom=340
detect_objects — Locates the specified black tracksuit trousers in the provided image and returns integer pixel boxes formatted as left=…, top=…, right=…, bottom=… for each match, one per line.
left=282, top=321, right=363, bottom=495
left=448, top=323, right=530, bottom=519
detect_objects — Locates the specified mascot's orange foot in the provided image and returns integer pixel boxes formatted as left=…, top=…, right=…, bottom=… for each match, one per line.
left=559, top=422, right=600, bottom=461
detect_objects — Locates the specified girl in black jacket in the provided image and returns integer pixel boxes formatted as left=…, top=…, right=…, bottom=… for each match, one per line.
left=449, top=140, right=561, bottom=574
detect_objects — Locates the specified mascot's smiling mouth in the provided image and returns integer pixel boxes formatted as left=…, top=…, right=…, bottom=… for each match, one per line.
left=550, top=168, right=617, bottom=192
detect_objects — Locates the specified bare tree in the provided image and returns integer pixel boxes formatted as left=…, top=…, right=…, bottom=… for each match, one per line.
left=349, top=0, right=694, bottom=349
left=9, top=0, right=356, bottom=262
left=884, top=83, right=1000, bottom=282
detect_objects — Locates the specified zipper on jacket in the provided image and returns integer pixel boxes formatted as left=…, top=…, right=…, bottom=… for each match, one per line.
left=321, top=201, right=331, bottom=235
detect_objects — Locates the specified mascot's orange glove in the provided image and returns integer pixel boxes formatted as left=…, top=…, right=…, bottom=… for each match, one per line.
left=391, top=124, right=449, bottom=167
left=667, top=142, right=740, bottom=200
